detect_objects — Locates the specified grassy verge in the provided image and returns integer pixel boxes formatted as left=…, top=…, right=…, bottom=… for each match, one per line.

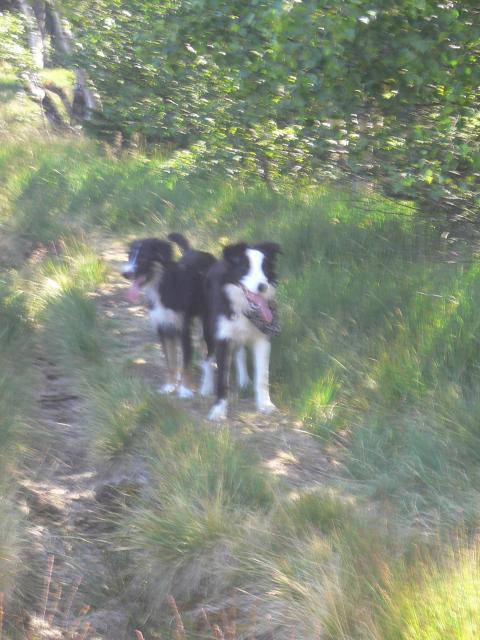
left=376, top=543, right=480, bottom=640
left=0, top=271, right=34, bottom=603
left=3, top=99, right=480, bottom=637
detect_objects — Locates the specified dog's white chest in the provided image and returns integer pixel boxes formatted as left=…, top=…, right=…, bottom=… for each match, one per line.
left=149, top=305, right=182, bottom=331
left=216, top=283, right=265, bottom=344
left=217, top=313, right=261, bottom=344
left=144, top=286, right=183, bottom=331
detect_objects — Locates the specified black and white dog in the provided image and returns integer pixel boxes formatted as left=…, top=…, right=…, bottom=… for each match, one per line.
left=122, top=233, right=216, bottom=397
left=202, top=242, right=282, bottom=420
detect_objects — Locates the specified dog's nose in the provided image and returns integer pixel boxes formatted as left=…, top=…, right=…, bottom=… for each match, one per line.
left=121, top=267, right=134, bottom=280
left=257, top=282, right=267, bottom=293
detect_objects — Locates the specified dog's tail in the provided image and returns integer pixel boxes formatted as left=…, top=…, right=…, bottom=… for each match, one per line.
left=168, top=232, right=190, bottom=253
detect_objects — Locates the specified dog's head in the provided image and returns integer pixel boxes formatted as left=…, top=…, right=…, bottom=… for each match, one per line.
left=122, top=238, right=173, bottom=302
left=223, top=241, right=282, bottom=322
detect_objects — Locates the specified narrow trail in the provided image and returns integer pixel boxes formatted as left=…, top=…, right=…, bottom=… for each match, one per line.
left=19, top=353, right=130, bottom=638
left=100, top=239, right=338, bottom=490
left=16, top=237, right=340, bottom=640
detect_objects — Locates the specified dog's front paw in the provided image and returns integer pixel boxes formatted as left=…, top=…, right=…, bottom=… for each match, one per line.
left=159, top=383, right=176, bottom=395
left=208, top=399, right=228, bottom=421
left=177, top=385, right=195, bottom=399
left=258, top=401, right=277, bottom=415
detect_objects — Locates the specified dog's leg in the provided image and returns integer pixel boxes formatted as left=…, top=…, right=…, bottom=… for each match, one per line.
left=177, top=320, right=195, bottom=398
left=252, top=337, right=276, bottom=414
left=208, top=339, right=229, bottom=420
left=199, top=357, right=215, bottom=397
left=199, top=311, right=216, bottom=397
left=235, top=346, right=250, bottom=389
left=159, top=331, right=177, bottom=394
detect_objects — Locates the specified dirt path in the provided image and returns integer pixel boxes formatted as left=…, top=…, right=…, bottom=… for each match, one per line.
left=18, top=354, right=130, bottom=638
left=100, top=240, right=339, bottom=490
left=16, top=238, right=339, bottom=639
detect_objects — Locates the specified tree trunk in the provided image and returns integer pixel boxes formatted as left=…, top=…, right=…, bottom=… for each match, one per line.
left=47, top=1, right=100, bottom=120
left=17, top=0, right=44, bottom=68
left=46, top=0, right=70, bottom=54
left=33, top=0, right=47, bottom=57
left=16, top=0, right=101, bottom=123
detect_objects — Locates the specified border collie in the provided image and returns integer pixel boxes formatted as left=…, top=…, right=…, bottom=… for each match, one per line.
left=122, top=233, right=216, bottom=397
left=202, top=242, right=282, bottom=420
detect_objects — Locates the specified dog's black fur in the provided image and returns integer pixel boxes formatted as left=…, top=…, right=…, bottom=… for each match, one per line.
left=202, top=242, right=282, bottom=420
left=122, top=233, right=216, bottom=396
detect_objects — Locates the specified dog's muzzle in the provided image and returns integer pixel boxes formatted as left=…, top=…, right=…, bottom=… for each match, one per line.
left=121, top=262, right=137, bottom=280
left=241, top=286, right=281, bottom=336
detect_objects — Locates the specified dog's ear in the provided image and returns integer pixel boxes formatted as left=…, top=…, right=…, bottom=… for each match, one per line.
left=254, top=242, right=282, bottom=257
left=153, top=240, right=174, bottom=265
left=223, top=242, right=248, bottom=265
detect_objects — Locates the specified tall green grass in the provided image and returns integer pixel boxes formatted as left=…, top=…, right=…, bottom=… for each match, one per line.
left=5, top=133, right=480, bottom=523
left=19, top=237, right=184, bottom=464
left=127, top=427, right=275, bottom=607
left=0, top=276, right=33, bottom=598
left=87, top=372, right=187, bottom=460
left=367, top=542, right=480, bottom=640
left=4, top=118, right=480, bottom=638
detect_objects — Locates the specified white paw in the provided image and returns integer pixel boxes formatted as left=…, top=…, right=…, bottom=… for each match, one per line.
left=208, top=399, right=228, bottom=421
left=159, top=383, right=176, bottom=395
left=177, top=385, right=195, bottom=399
left=258, top=401, right=277, bottom=415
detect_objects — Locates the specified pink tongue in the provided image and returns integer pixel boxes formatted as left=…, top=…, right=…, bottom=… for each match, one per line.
left=127, top=279, right=143, bottom=304
left=247, top=291, right=273, bottom=323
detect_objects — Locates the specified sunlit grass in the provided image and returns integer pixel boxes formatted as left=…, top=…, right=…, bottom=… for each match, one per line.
left=0, top=71, right=42, bottom=142
left=39, top=67, right=75, bottom=89
left=273, top=489, right=355, bottom=539
left=4, top=132, right=480, bottom=525
left=3, top=105, right=480, bottom=638
left=378, top=543, right=480, bottom=640
left=24, top=237, right=106, bottom=317
left=126, top=427, right=276, bottom=607
left=87, top=371, right=185, bottom=461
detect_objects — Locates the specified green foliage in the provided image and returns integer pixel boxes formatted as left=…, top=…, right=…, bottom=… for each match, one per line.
left=24, top=239, right=107, bottom=369
left=0, top=136, right=208, bottom=240
left=59, top=0, right=480, bottom=215
left=0, top=11, right=32, bottom=72
left=0, top=73, right=44, bottom=143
